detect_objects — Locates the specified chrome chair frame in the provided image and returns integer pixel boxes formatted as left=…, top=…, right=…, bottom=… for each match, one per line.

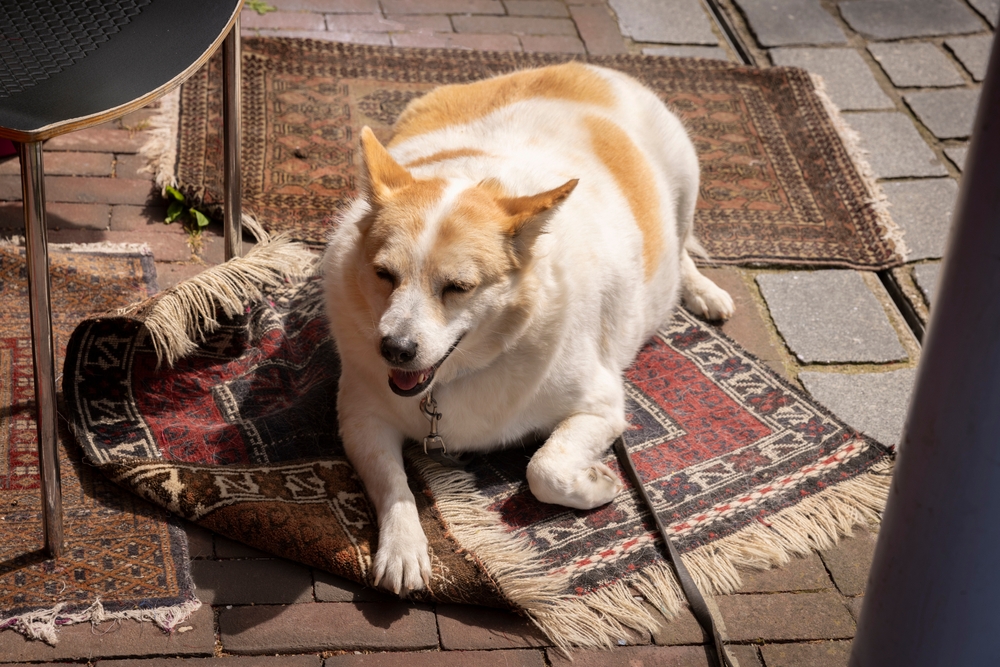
left=1, top=3, right=243, bottom=558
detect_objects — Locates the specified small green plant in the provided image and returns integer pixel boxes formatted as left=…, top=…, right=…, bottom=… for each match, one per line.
left=245, top=0, right=276, bottom=15
left=165, top=186, right=211, bottom=249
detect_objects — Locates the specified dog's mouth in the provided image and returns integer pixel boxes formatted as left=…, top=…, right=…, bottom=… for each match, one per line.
left=387, top=336, right=463, bottom=397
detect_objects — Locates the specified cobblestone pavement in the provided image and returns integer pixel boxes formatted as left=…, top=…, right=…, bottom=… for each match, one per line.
left=0, top=0, right=994, bottom=664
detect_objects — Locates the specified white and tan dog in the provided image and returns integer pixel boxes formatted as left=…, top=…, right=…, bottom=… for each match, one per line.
left=323, top=62, right=734, bottom=595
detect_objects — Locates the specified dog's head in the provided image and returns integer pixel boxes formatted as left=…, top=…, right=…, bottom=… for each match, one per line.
left=351, top=127, right=576, bottom=398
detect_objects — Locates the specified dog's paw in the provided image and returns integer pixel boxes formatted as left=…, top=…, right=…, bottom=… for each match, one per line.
left=529, top=461, right=623, bottom=510
left=372, top=522, right=431, bottom=595
left=684, top=278, right=735, bottom=322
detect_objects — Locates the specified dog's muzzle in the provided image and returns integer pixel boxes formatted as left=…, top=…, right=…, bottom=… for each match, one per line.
left=386, top=336, right=463, bottom=397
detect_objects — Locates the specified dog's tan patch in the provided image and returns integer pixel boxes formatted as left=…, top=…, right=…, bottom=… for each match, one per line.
left=404, top=148, right=488, bottom=169
left=431, top=184, right=514, bottom=284
left=389, top=63, right=613, bottom=145
left=584, top=114, right=662, bottom=279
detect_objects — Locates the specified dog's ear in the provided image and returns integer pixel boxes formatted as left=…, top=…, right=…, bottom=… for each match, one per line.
left=359, top=126, right=414, bottom=204
left=498, top=179, right=578, bottom=262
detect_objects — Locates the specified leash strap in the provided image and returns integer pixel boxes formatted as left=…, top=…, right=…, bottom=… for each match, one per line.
left=613, top=436, right=737, bottom=667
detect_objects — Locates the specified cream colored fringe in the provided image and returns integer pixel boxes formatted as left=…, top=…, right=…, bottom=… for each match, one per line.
left=0, top=597, right=201, bottom=646
left=0, top=238, right=152, bottom=255
left=117, top=215, right=318, bottom=366
left=138, top=86, right=181, bottom=193
left=418, top=449, right=893, bottom=651
left=810, top=73, right=910, bottom=260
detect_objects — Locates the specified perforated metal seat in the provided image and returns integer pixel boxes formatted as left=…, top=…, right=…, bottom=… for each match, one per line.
left=0, top=0, right=245, bottom=558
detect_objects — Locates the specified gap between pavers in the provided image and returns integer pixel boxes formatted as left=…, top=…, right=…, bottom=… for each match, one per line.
left=867, top=42, right=966, bottom=88
left=609, top=0, right=718, bottom=45
left=769, top=48, right=893, bottom=111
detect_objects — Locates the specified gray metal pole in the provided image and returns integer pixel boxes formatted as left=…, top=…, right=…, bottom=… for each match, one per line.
left=222, top=14, right=242, bottom=261
left=18, top=141, right=63, bottom=559
left=849, top=32, right=1000, bottom=667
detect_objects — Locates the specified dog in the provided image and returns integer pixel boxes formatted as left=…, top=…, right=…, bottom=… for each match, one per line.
left=322, top=62, right=734, bottom=595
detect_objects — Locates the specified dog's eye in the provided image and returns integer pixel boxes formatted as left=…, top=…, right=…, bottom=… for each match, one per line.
left=374, top=267, right=397, bottom=287
left=442, top=282, right=472, bottom=297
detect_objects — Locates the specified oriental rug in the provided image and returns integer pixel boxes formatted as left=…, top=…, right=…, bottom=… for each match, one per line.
left=0, top=243, right=199, bottom=644
left=63, top=238, right=892, bottom=649
left=144, top=39, right=904, bottom=270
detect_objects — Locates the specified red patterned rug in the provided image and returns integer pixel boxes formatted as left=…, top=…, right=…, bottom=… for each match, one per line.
left=62, top=239, right=891, bottom=649
left=0, top=243, right=199, bottom=644
left=144, top=39, right=905, bottom=270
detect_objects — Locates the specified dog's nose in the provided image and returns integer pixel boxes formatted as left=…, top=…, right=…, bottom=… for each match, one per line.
left=380, top=336, right=418, bottom=365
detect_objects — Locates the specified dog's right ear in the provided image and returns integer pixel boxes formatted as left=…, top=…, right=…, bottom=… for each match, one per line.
left=359, top=126, right=414, bottom=205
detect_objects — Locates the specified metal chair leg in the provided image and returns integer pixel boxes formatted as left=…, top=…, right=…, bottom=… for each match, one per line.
left=222, top=14, right=242, bottom=261
left=18, top=141, right=63, bottom=559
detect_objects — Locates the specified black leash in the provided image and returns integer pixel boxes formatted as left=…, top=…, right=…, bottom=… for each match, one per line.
left=613, top=436, right=738, bottom=667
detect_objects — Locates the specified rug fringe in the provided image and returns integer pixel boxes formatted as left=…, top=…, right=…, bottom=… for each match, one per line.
left=0, top=238, right=152, bottom=255
left=682, top=454, right=893, bottom=597
left=809, top=73, right=909, bottom=261
left=0, top=597, right=201, bottom=646
left=139, top=86, right=181, bottom=194
left=419, top=445, right=892, bottom=651
left=117, top=221, right=317, bottom=366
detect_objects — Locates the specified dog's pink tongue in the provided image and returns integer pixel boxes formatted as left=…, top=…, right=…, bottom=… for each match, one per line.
left=390, top=369, right=422, bottom=391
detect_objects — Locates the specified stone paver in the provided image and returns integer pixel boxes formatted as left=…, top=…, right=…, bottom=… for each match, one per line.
left=912, top=262, right=942, bottom=306
left=190, top=559, right=314, bottom=605
left=380, top=0, right=504, bottom=13
left=717, top=592, right=856, bottom=641
left=505, top=1, right=569, bottom=17
left=521, top=34, right=587, bottom=53
left=946, top=34, right=994, bottom=81
left=756, top=271, right=907, bottom=364
left=437, top=604, right=551, bottom=649
left=313, top=570, right=392, bottom=602
left=760, top=640, right=853, bottom=667
left=904, top=88, right=982, bottom=139
left=819, top=527, right=879, bottom=597
left=391, top=32, right=522, bottom=50
left=769, top=48, right=893, bottom=110
left=98, top=658, right=322, bottom=667
left=944, top=145, right=969, bottom=171
left=737, top=553, right=833, bottom=593
left=845, top=112, right=947, bottom=178
left=0, top=605, right=215, bottom=663
left=735, top=0, right=847, bottom=46
left=867, top=42, right=965, bottom=88
left=609, top=0, right=718, bottom=45
left=839, top=0, right=984, bottom=40
left=548, top=645, right=713, bottom=666
left=799, top=368, right=916, bottom=448
left=880, top=178, right=959, bottom=260
left=219, top=602, right=438, bottom=653
left=451, top=15, right=578, bottom=35
left=326, top=651, right=546, bottom=667
left=642, top=45, right=729, bottom=60
left=969, top=0, right=1000, bottom=28
left=567, top=4, right=628, bottom=54
left=0, top=201, right=110, bottom=230
left=649, top=605, right=706, bottom=645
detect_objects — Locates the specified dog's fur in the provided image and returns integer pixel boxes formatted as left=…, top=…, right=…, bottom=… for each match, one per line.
left=323, top=62, right=734, bottom=594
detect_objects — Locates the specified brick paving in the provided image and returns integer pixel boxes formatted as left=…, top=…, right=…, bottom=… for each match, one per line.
left=0, top=0, right=993, bottom=664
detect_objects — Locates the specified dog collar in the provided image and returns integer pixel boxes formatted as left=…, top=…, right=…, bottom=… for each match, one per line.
left=419, top=390, right=475, bottom=468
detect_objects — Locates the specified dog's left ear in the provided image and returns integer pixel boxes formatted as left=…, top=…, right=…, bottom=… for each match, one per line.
left=499, top=179, right=578, bottom=262
left=359, top=126, right=414, bottom=204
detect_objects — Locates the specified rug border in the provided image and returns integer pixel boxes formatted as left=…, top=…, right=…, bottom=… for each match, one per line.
left=416, top=309, right=894, bottom=650
left=140, top=38, right=907, bottom=269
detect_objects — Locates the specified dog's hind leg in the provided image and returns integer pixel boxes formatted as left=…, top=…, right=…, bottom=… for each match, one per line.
left=680, top=244, right=735, bottom=321
left=525, top=376, right=628, bottom=510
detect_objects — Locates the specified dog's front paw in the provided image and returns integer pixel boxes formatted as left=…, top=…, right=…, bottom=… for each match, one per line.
left=684, top=278, right=735, bottom=322
left=372, top=521, right=431, bottom=595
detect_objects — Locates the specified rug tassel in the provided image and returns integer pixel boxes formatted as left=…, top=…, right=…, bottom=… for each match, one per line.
left=810, top=74, right=909, bottom=261
left=416, top=444, right=892, bottom=651
left=0, top=597, right=201, bottom=646
left=116, top=219, right=318, bottom=366
left=139, top=87, right=181, bottom=193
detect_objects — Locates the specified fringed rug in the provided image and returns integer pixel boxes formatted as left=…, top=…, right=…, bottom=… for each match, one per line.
left=0, top=244, right=199, bottom=644
left=63, top=238, right=892, bottom=649
left=144, top=39, right=905, bottom=270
